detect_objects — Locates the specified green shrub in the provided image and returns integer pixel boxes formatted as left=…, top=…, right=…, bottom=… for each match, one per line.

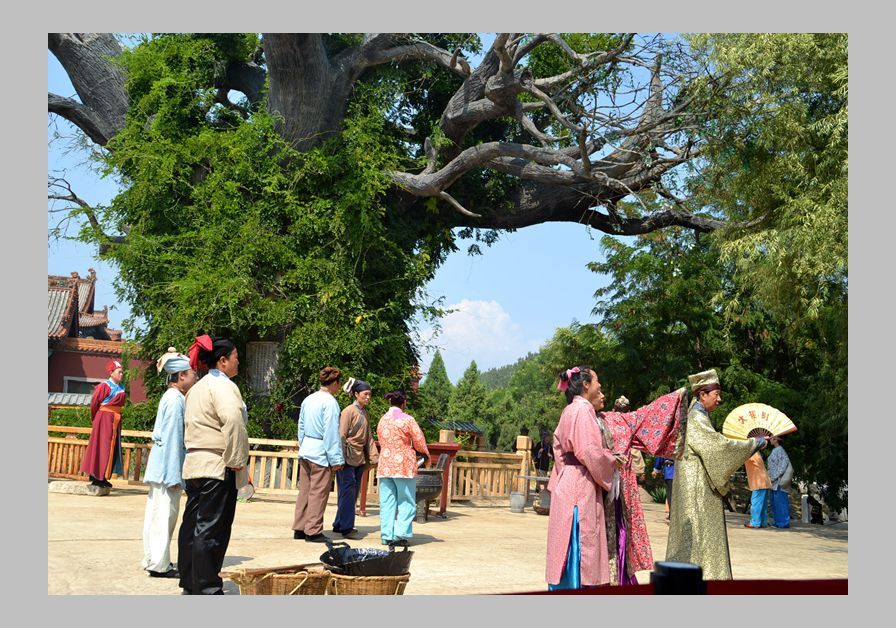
left=649, top=485, right=667, bottom=504
left=48, top=402, right=158, bottom=434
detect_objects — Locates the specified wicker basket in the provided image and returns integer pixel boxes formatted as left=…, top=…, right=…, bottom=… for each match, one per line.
left=326, top=572, right=410, bottom=595
left=221, top=563, right=331, bottom=595
left=269, top=569, right=332, bottom=595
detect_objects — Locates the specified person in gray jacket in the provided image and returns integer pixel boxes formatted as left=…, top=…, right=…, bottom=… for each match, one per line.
left=767, top=435, right=794, bottom=528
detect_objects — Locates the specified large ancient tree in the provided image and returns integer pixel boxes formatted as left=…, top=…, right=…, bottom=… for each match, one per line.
left=49, top=33, right=727, bottom=236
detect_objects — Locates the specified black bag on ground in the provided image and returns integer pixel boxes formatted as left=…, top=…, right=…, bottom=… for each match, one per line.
left=320, top=541, right=413, bottom=576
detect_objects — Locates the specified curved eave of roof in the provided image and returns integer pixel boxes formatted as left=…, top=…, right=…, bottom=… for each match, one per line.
left=57, top=337, right=126, bottom=355
left=48, top=284, right=78, bottom=339
left=78, top=312, right=109, bottom=327
left=77, top=279, right=95, bottom=312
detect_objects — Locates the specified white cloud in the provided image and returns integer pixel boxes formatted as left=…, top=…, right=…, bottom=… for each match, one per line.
left=417, top=299, right=540, bottom=383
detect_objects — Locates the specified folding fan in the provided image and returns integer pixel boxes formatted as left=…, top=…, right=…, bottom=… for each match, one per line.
left=721, top=403, right=797, bottom=440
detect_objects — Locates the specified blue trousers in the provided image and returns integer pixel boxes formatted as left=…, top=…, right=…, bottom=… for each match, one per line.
left=549, top=505, right=581, bottom=590
left=750, top=489, right=769, bottom=527
left=378, top=477, right=416, bottom=543
left=771, top=487, right=791, bottom=528
left=332, top=464, right=365, bottom=532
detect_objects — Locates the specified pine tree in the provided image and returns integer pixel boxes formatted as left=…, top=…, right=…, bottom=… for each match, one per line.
left=417, top=351, right=453, bottom=422
left=447, top=360, right=489, bottom=434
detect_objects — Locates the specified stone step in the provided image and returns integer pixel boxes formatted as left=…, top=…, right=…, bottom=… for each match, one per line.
left=48, top=480, right=110, bottom=496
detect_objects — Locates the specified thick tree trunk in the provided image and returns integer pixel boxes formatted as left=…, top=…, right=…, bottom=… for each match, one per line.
left=263, top=34, right=355, bottom=151
left=47, top=33, right=129, bottom=146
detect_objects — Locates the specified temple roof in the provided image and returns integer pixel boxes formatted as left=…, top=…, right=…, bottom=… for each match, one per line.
left=427, top=418, right=484, bottom=434
left=47, top=276, right=79, bottom=339
left=48, top=269, right=115, bottom=340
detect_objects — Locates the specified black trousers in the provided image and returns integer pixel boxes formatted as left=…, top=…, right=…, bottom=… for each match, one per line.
left=665, top=478, right=674, bottom=511
left=177, top=470, right=237, bottom=594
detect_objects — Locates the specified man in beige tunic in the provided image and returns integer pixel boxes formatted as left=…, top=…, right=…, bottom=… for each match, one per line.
left=665, top=369, right=767, bottom=580
left=177, top=335, right=249, bottom=595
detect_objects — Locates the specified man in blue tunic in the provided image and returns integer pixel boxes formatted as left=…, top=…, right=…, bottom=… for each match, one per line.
left=292, top=366, right=345, bottom=542
left=141, top=348, right=197, bottom=578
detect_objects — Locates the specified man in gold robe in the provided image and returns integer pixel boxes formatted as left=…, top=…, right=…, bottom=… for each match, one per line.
left=665, top=369, right=767, bottom=580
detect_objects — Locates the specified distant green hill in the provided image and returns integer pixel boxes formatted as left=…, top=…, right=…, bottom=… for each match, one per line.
left=480, top=352, right=538, bottom=389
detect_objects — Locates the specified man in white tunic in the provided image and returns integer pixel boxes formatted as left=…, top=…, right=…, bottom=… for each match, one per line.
left=142, top=348, right=197, bottom=578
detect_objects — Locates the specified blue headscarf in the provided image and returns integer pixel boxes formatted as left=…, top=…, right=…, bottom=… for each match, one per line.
left=156, top=347, right=191, bottom=375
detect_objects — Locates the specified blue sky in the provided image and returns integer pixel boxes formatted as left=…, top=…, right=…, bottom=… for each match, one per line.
left=47, top=38, right=635, bottom=384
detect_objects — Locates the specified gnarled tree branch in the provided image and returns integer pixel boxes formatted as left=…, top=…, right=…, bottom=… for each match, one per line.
left=48, top=33, right=129, bottom=146
left=48, top=93, right=110, bottom=147
left=48, top=177, right=126, bottom=253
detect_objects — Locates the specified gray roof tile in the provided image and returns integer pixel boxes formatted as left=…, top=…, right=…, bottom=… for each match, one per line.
left=48, top=392, right=92, bottom=406
left=48, top=285, right=76, bottom=338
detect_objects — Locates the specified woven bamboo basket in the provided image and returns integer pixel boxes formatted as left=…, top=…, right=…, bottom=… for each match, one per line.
left=269, top=568, right=332, bottom=595
left=326, top=572, right=410, bottom=595
left=220, top=563, right=331, bottom=595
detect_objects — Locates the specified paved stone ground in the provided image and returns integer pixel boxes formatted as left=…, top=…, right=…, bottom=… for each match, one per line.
left=48, top=482, right=847, bottom=595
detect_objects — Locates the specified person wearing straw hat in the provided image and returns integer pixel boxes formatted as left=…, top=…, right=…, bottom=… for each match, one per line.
left=331, top=377, right=379, bottom=538
left=177, top=335, right=249, bottom=595
left=80, top=358, right=127, bottom=488
left=665, top=369, right=768, bottom=580
left=141, top=348, right=197, bottom=579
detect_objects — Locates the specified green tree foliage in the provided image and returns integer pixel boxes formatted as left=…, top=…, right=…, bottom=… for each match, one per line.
left=417, top=350, right=453, bottom=422
left=686, top=33, right=848, bottom=509
left=447, top=360, right=490, bottom=439
left=480, top=353, right=535, bottom=389
left=490, top=353, right=564, bottom=451
left=49, top=34, right=846, bottom=505
left=687, top=33, right=848, bottom=322
left=85, top=35, right=463, bottom=437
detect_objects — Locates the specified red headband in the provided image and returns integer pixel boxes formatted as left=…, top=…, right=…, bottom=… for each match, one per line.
left=187, top=334, right=213, bottom=372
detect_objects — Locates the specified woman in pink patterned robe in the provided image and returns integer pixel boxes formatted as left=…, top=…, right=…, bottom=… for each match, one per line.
left=546, top=367, right=624, bottom=588
left=600, top=389, right=688, bottom=583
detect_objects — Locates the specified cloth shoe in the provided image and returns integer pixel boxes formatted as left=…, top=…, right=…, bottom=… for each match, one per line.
left=148, top=568, right=180, bottom=578
left=744, top=523, right=761, bottom=529
left=293, top=530, right=306, bottom=540
left=305, top=533, right=329, bottom=543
